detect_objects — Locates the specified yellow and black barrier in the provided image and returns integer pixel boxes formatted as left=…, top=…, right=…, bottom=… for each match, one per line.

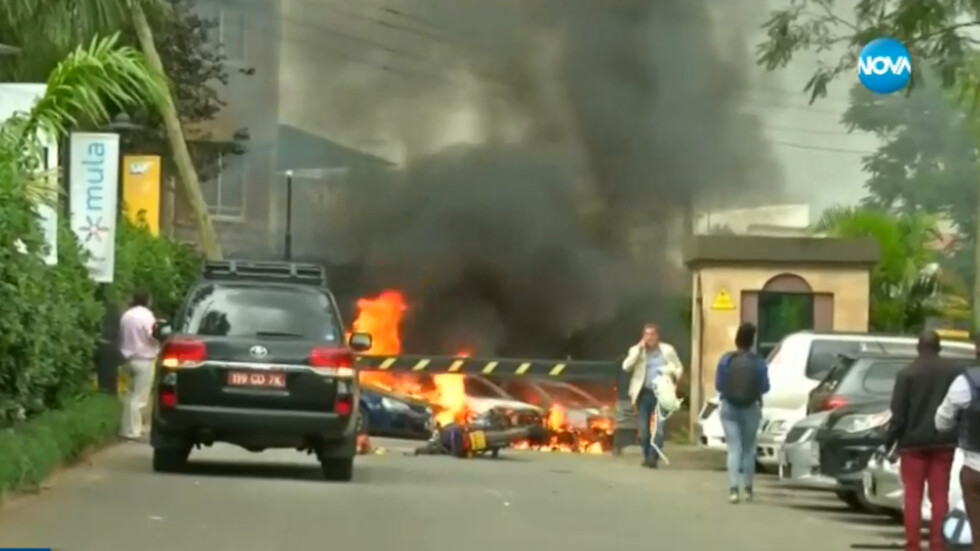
left=355, top=354, right=618, bottom=380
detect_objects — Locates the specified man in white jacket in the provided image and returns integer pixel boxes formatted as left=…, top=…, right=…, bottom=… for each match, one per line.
left=622, top=323, right=684, bottom=468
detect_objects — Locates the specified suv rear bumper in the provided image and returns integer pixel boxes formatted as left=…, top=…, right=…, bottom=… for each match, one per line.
left=153, top=405, right=356, bottom=443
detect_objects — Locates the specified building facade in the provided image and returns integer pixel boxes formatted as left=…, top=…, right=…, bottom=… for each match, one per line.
left=173, top=0, right=282, bottom=258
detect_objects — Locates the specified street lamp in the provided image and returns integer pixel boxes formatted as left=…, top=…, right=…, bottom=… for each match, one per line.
left=284, top=169, right=293, bottom=261
left=104, top=112, right=144, bottom=137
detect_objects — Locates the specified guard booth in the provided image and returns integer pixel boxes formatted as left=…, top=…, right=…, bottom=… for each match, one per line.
left=683, top=235, right=880, bottom=433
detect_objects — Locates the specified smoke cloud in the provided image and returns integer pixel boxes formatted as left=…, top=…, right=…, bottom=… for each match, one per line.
left=281, top=0, right=782, bottom=358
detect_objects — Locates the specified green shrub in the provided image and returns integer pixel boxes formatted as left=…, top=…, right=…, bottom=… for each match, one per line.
left=0, top=393, right=120, bottom=496
left=0, top=196, right=104, bottom=421
left=111, top=217, right=201, bottom=320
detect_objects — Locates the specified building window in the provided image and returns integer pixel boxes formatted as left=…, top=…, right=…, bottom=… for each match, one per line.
left=219, top=8, right=246, bottom=63
left=202, top=153, right=245, bottom=220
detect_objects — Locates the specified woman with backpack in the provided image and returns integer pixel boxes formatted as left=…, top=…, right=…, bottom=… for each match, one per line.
left=715, top=322, right=771, bottom=503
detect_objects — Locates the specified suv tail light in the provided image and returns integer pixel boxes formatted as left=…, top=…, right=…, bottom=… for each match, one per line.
left=821, top=396, right=848, bottom=411
left=336, top=395, right=353, bottom=416
left=159, top=387, right=177, bottom=410
left=160, top=338, right=207, bottom=368
left=310, top=347, right=355, bottom=377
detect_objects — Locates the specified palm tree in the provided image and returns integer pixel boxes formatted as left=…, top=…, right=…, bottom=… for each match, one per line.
left=814, top=205, right=945, bottom=332
left=1, top=34, right=166, bottom=204
left=0, top=0, right=222, bottom=260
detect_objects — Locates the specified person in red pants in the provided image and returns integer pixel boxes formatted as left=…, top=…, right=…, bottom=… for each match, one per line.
left=885, top=330, right=963, bottom=551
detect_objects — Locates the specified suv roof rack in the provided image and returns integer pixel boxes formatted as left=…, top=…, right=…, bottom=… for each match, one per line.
left=202, top=260, right=327, bottom=286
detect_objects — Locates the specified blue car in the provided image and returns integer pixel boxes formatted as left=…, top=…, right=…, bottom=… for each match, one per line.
left=360, top=384, right=434, bottom=440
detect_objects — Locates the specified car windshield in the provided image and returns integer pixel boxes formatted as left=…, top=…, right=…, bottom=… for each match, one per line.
left=178, top=284, right=343, bottom=342
left=537, top=383, right=595, bottom=408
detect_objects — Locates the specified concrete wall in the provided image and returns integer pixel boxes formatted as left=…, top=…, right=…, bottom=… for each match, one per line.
left=689, top=264, right=870, bottom=411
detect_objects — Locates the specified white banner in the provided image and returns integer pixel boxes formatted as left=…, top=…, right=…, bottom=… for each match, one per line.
left=0, top=83, right=59, bottom=265
left=69, top=132, right=120, bottom=283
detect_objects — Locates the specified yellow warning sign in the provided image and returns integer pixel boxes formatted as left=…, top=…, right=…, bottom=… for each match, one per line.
left=711, top=289, right=736, bottom=311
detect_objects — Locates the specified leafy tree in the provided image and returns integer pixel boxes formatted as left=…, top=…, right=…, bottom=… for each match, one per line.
left=120, top=0, right=249, bottom=183
left=815, top=205, right=945, bottom=331
left=840, top=74, right=978, bottom=288
left=757, top=0, right=980, bottom=102
left=758, top=0, right=980, bottom=328
left=1, top=0, right=223, bottom=259
left=0, top=35, right=165, bottom=420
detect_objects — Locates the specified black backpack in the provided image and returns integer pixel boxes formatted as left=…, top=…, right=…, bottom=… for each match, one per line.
left=721, top=351, right=762, bottom=407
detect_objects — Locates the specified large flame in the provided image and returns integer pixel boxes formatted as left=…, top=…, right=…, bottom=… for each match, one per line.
left=352, top=290, right=470, bottom=425
left=350, top=290, right=613, bottom=454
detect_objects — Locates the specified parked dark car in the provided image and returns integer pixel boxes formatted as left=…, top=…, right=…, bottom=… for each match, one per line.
left=806, top=349, right=974, bottom=415
left=816, top=401, right=891, bottom=510
left=815, top=355, right=973, bottom=510
left=360, top=384, right=433, bottom=440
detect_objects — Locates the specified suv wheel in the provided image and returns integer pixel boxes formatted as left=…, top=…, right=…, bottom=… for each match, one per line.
left=320, top=457, right=354, bottom=482
left=153, top=447, right=190, bottom=473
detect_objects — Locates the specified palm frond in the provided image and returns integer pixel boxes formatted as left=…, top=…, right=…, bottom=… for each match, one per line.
left=14, top=33, right=167, bottom=149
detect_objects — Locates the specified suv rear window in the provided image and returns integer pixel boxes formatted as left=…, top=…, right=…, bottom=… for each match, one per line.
left=813, top=356, right=856, bottom=393
left=860, top=360, right=910, bottom=394
left=178, top=284, right=343, bottom=342
left=806, top=340, right=865, bottom=379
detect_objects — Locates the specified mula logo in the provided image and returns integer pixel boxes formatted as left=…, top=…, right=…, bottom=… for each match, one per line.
left=858, top=38, right=912, bottom=94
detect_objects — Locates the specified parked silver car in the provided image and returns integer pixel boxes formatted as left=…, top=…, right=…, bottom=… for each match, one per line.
left=778, top=411, right=835, bottom=488
left=864, top=448, right=970, bottom=523
left=757, top=406, right=806, bottom=468
left=862, top=453, right=902, bottom=517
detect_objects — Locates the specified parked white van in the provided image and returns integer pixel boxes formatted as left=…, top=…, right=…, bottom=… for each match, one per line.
left=695, top=331, right=975, bottom=466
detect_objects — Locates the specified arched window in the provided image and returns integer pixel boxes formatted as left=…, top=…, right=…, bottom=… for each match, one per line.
left=757, top=273, right=815, bottom=357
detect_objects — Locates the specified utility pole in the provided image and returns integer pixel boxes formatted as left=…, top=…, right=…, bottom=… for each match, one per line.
left=284, top=170, right=293, bottom=261
left=130, top=0, right=222, bottom=260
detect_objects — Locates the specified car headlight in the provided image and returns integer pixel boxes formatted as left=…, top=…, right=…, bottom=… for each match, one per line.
left=834, top=410, right=891, bottom=434
left=766, top=420, right=789, bottom=434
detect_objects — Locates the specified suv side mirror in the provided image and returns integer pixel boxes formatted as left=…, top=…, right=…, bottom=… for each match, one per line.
left=348, top=332, right=373, bottom=352
left=153, top=320, right=173, bottom=341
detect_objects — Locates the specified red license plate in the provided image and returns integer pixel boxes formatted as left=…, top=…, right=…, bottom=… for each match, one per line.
left=227, top=371, right=286, bottom=388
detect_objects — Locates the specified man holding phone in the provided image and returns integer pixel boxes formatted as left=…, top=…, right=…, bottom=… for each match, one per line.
left=622, top=323, right=684, bottom=468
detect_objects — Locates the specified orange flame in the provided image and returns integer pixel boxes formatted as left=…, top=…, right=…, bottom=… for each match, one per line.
left=350, top=290, right=614, bottom=454
left=352, top=290, right=469, bottom=424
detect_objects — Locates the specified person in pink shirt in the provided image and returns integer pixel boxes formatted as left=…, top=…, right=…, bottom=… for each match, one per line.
left=118, top=289, right=159, bottom=440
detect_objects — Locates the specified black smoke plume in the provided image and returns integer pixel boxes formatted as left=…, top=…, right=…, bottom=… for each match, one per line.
left=285, top=0, right=781, bottom=358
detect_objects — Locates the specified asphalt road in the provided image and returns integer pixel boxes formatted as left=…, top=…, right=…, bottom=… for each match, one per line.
left=0, top=440, right=902, bottom=550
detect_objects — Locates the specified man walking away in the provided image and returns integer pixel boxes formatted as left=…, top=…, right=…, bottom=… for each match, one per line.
left=622, top=323, right=684, bottom=468
left=715, top=322, right=770, bottom=504
left=888, top=330, right=961, bottom=551
left=118, top=289, right=160, bottom=441
left=935, top=335, right=980, bottom=551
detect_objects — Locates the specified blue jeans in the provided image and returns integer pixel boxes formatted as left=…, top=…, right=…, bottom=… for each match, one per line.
left=637, top=388, right=665, bottom=463
left=719, top=399, right=762, bottom=490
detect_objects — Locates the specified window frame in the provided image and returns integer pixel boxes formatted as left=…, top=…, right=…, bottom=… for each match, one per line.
left=203, top=152, right=247, bottom=222
left=218, top=7, right=247, bottom=65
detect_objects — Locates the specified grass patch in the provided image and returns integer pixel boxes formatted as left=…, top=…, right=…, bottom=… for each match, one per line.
left=0, top=393, right=120, bottom=498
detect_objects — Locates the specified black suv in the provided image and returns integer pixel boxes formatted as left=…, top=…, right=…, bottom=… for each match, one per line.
left=150, top=260, right=372, bottom=481
left=807, top=349, right=974, bottom=415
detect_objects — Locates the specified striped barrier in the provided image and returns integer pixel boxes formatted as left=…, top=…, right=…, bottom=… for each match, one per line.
left=355, top=354, right=618, bottom=380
